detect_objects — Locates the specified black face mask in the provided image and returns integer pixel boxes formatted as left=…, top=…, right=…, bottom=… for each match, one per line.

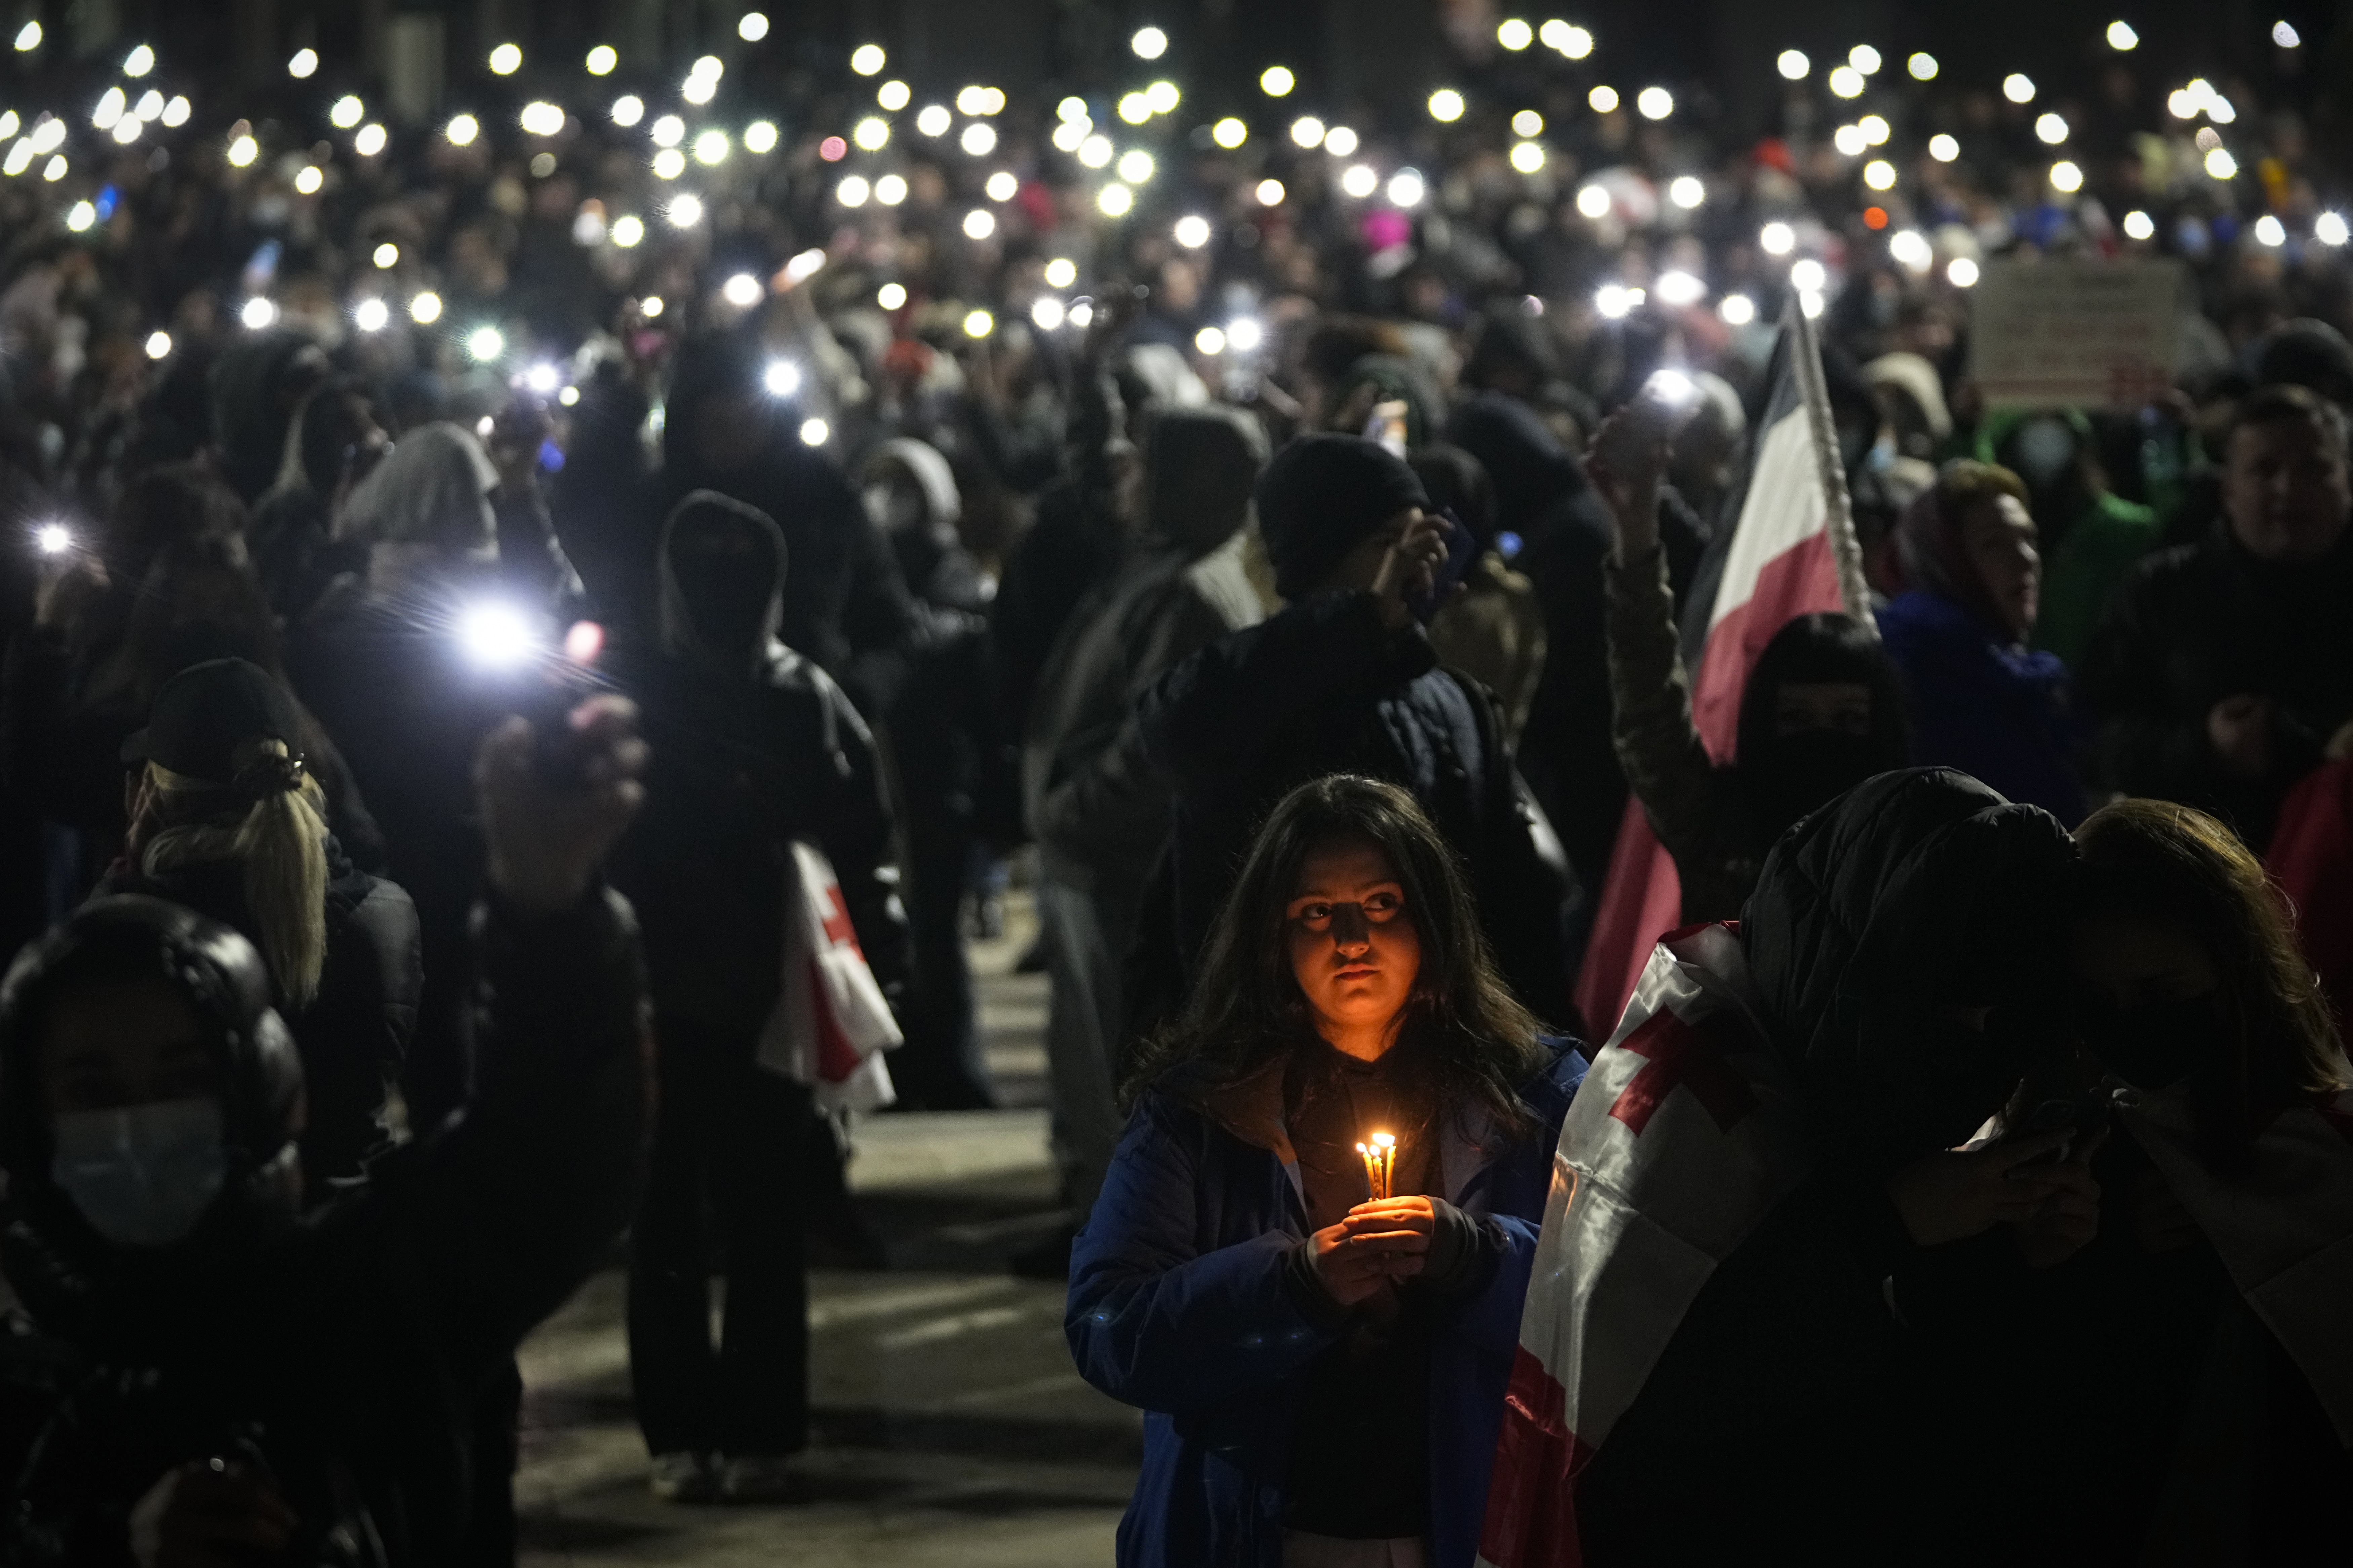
left=673, top=555, right=773, bottom=653
left=1744, top=732, right=1890, bottom=845
left=2080, top=992, right=2229, bottom=1090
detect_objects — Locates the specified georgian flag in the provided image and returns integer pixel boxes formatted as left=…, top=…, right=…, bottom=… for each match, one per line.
left=1478, top=923, right=1814, bottom=1568
left=1571, top=301, right=1876, bottom=1039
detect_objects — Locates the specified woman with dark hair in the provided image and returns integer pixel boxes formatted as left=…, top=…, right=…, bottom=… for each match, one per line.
left=1068, top=773, right=1587, bottom=1568
left=1956, top=797, right=2353, bottom=1557
left=1877, top=459, right=2087, bottom=822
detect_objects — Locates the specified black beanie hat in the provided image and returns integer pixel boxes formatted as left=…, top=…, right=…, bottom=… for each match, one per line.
left=1254, top=434, right=1430, bottom=600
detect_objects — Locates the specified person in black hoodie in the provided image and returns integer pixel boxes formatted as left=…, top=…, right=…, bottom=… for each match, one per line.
left=2080, top=384, right=2353, bottom=850
left=611, top=490, right=908, bottom=1504
left=1139, top=434, right=1574, bottom=1032
left=0, top=692, right=648, bottom=1567
left=93, top=658, right=418, bottom=1192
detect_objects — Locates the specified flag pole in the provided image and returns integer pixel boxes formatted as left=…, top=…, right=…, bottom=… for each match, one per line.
left=1786, top=300, right=1877, bottom=632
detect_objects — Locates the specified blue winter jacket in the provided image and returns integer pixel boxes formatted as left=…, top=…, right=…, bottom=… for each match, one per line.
left=1067, top=1039, right=1588, bottom=1568
left=1876, top=589, right=2088, bottom=826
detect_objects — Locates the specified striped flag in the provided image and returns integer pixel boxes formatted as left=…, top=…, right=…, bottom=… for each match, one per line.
left=1570, top=302, right=1875, bottom=1038
left=1478, top=923, right=1813, bottom=1568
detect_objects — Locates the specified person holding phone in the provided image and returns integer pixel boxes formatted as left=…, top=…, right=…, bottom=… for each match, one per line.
left=1136, top=435, right=1576, bottom=1034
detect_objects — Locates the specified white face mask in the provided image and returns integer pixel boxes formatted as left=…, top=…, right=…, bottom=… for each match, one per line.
left=50, top=1098, right=227, bottom=1248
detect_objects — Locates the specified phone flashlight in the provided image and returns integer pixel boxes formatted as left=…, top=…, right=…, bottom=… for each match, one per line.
left=455, top=599, right=543, bottom=671
left=1645, top=368, right=1700, bottom=408
left=33, top=522, right=72, bottom=556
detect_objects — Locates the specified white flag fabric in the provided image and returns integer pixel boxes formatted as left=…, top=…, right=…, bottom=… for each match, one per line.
left=755, top=839, right=904, bottom=1114
left=1479, top=923, right=1814, bottom=1568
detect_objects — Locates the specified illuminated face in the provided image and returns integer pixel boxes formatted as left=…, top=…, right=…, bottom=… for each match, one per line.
left=2226, top=417, right=2353, bottom=565
left=1959, top=492, right=2040, bottom=641
left=1286, top=835, right=1421, bottom=1057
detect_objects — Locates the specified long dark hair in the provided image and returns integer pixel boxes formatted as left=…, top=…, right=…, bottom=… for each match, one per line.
left=1121, top=774, right=1547, bottom=1140
left=2077, top=799, right=2350, bottom=1165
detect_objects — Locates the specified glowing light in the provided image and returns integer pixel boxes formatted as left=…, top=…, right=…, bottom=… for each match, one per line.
left=961, top=122, right=998, bottom=156
left=1827, top=66, right=1864, bottom=98
left=1032, top=296, right=1065, bottom=330
left=1889, top=229, right=1934, bottom=270
left=65, top=200, right=94, bottom=231
left=744, top=121, right=778, bottom=155
left=2274, top=20, right=2301, bottom=47
left=288, top=47, right=318, bottom=78
left=1760, top=221, right=1796, bottom=255
left=2117, top=209, right=2155, bottom=241
left=851, top=44, right=886, bottom=75
left=610, top=215, right=644, bottom=246
left=290, top=163, right=321, bottom=195
left=1790, top=258, right=1826, bottom=292
left=1510, top=142, right=1545, bottom=173
left=446, top=114, right=479, bottom=146
left=463, top=325, right=502, bottom=362
left=878, top=282, right=908, bottom=309
left=799, top=418, right=830, bottom=446
left=2049, top=160, right=2083, bottom=192
left=1069, top=302, right=1095, bottom=329
left=411, top=291, right=443, bottom=323
left=837, top=175, right=870, bottom=206
left=639, top=296, right=663, bottom=318
left=241, top=297, right=277, bottom=330
left=1195, top=325, right=1226, bottom=355
left=876, top=174, right=908, bottom=204
left=1863, top=159, right=1895, bottom=190
left=1132, top=25, right=1168, bottom=58
left=738, top=11, right=770, bottom=41
left=1213, top=117, right=1247, bottom=149
left=763, top=360, right=801, bottom=397
left=144, top=329, right=172, bottom=358
left=458, top=601, right=538, bottom=668
left=1669, top=175, right=1704, bottom=209
left=1576, top=184, right=1611, bottom=218
left=1261, top=66, right=1295, bottom=97
left=587, top=44, right=619, bottom=74
left=1834, top=124, right=1868, bottom=157
left=1908, top=52, right=1938, bottom=80
left=715, top=273, right=758, bottom=308
left=1292, top=116, right=1326, bottom=148
left=1948, top=257, right=1979, bottom=287
left=0, top=141, right=24, bottom=177
left=1498, top=18, right=1533, bottom=50
left=1849, top=44, right=1882, bottom=73
left=977, top=170, right=1014, bottom=201
left=1340, top=164, right=1378, bottom=198
left=1719, top=293, right=1756, bottom=326
left=1387, top=169, right=1425, bottom=207
left=652, top=148, right=685, bottom=179
left=1589, top=85, right=1620, bottom=113
left=1429, top=88, right=1465, bottom=122
left=682, top=73, right=716, bottom=106
left=1118, top=149, right=1154, bottom=183
left=1174, top=214, right=1211, bottom=248
left=783, top=248, right=826, bottom=286
left=1655, top=269, right=1705, bottom=306
left=959, top=208, right=993, bottom=240
left=2107, top=20, right=2138, bottom=50
left=1511, top=110, right=1545, bottom=139
left=521, top=101, right=565, bottom=137
left=93, top=88, right=125, bottom=129
left=1595, top=284, right=1642, bottom=320
left=2318, top=213, right=2350, bottom=247
left=164, top=97, right=193, bottom=128
left=1858, top=115, right=1890, bottom=146
left=1543, top=22, right=1594, bottom=57
left=112, top=116, right=142, bottom=145
left=35, top=523, right=71, bottom=554
left=13, top=22, right=38, bottom=50
left=227, top=133, right=260, bottom=167
left=611, top=95, right=645, bottom=128
left=963, top=308, right=994, bottom=339
left=877, top=80, right=911, bottom=112
left=1078, top=133, right=1112, bottom=168
left=1252, top=178, right=1283, bottom=207
left=1100, top=182, right=1136, bottom=215
left=354, top=298, right=389, bottom=332
left=1929, top=133, right=1959, bottom=163
left=1637, top=87, right=1674, bottom=120
left=958, top=86, right=1007, bottom=116
left=1228, top=317, right=1264, bottom=352
left=1777, top=50, right=1809, bottom=80
left=29, top=118, right=63, bottom=153
left=1118, top=93, right=1149, bottom=124
left=685, top=129, right=726, bottom=166
left=1044, top=258, right=1078, bottom=288
left=852, top=116, right=888, bottom=152
left=2003, top=73, right=2035, bottom=104
left=41, top=155, right=64, bottom=181
left=2035, top=112, right=2069, bottom=145
left=2249, top=213, right=2285, bottom=246
left=2205, top=147, right=2237, bottom=180
left=652, top=114, right=685, bottom=147
left=559, top=386, right=580, bottom=407
left=668, top=192, right=703, bottom=225
left=523, top=363, right=560, bottom=395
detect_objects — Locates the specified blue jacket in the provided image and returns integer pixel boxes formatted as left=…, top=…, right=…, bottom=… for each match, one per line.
left=1876, top=589, right=2087, bottom=825
left=1067, top=1040, right=1588, bottom=1567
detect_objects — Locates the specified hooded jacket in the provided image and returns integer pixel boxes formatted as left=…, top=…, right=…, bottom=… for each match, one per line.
left=614, top=492, right=907, bottom=1044
left=0, top=888, right=648, bottom=1568
left=1575, top=769, right=2078, bottom=1563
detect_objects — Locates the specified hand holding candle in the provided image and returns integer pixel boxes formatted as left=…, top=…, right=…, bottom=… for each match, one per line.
left=1354, top=1130, right=1397, bottom=1202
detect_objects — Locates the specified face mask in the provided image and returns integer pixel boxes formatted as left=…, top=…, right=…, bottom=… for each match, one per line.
left=1745, top=732, right=1889, bottom=844
left=2082, top=993, right=2227, bottom=1090
left=674, top=557, right=774, bottom=651
left=50, top=1098, right=227, bottom=1248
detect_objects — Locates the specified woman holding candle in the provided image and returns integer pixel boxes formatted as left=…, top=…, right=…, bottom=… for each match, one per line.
left=1067, top=773, right=1588, bottom=1568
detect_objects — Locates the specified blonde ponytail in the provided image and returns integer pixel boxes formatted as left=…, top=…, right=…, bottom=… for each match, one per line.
left=141, top=737, right=332, bottom=1008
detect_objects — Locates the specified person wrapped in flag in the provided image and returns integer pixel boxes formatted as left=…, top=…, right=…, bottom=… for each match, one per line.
left=1069, top=774, right=1589, bottom=1568
left=1479, top=769, right=2083, bottom=1566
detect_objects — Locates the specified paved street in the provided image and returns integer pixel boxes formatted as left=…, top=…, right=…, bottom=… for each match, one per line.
left=515, top=895, right=1140, bottom=1566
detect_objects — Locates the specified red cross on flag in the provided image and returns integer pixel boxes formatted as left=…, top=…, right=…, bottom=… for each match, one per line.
left=1571, top=300, right=1876, bottom=1039
left=756, top=839, right=905, bottom=1113
left=1477, top=923, right=1813, bottom=1568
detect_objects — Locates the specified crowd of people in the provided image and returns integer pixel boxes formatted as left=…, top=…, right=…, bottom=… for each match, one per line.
left=0, top=1, right=2351, bottom=1563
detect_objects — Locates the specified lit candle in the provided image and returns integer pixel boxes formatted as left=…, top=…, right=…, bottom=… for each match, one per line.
left=1357, top=1132, right=1398, bottom=1201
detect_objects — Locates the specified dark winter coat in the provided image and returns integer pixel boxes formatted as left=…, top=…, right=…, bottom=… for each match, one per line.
left=1067, top=1041, right=1587, bottom=1568
left=0, top=888, right=649, bottom=1568
left=1137, top=590, right=1575, bottom=1028
left=1876, top=589, right=2087, bottom=825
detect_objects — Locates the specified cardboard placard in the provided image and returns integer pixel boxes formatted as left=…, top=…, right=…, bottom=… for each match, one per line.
left=1970, top=257, right=2188, bottom=409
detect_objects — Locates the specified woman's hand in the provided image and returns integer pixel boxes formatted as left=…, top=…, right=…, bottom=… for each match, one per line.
left=1368, top=511, right=1449, bottom=630
left=477, top=694, right=648, bottom=914
left=2015, top=1132, right=2105, bottom=1269
left=1884, top=1129, right=2075, bottom=1247
left=1306, top=1196, right=1437, bottom=1306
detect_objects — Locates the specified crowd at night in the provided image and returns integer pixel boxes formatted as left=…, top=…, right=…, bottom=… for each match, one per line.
left=0, top=0, right=2348, bottom=1563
